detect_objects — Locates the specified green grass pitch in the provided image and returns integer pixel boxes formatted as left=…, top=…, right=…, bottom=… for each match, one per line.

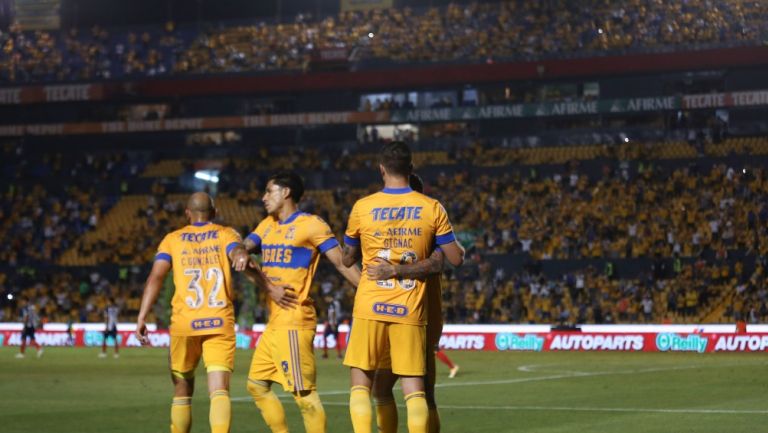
left=1, top=347, right=766, bottom=432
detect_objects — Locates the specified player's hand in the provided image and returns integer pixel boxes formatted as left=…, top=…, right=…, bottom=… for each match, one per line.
left=231, top=251, right=250, bottom=272
left=135, top=320, right=150, bottom=346
left=366, top=258, right=397, bottom=280
left=268, top=284, right=299, bottom=310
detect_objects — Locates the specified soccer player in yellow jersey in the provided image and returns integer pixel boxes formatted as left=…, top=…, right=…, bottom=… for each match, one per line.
left=368, top=174, right=459, bottom=433
left=342, top=142, right=465, bottom=433
left=135, top=192, right=289, bottom=433
left=243, top=171, right=361, bottom=433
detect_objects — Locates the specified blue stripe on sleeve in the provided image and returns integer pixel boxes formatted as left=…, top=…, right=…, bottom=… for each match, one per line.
left=317, top=237, right=339, bottom=254
left=225, top=242, right=239, bottom=255
left=343, top=235, right=360, bottom=247
left=155, top=253, right=172, bottom=262
left=246, top=233, right=262, bottom=246
left=435, top=231, right=456, bottom=245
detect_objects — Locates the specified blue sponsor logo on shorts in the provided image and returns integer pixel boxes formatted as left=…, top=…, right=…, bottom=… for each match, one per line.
left=281, top=361, right=289, bottom=373
left=372, top=302, right=408, bottom=317
left=191, top=318, right=223, bottom=330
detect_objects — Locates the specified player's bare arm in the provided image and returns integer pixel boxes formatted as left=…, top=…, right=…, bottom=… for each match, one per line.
left=243, top=236, right=258, bottom=253
left=342, top=243, right=361, bottom=268
left=324, top=245, right=361, bottom=287
left=241, top=241, right=299, bottom=308
left=438, top=240, right=465, bottom=267
left=367, top=248, right=445, bottom=280
left=135, top=259, right=171, bottom=345
left=242, top=230, right=297, bottom=307
left=227, top=243, right=251, bottom=272
left=243, top=262, right=299, bottom=310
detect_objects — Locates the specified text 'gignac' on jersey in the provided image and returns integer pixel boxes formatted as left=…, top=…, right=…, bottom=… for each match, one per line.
left=379, top=227, right=423, bottom=248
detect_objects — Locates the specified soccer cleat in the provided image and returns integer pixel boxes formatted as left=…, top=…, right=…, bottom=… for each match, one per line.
left=449, top=365, right=460, bottom=379
left=15, top=353, right=25, bottom=359
left=98, top=352, right=107, bottom=358
left=113, top=353, right=120, bottom=359
left=36, top=348, right=44, bottom=358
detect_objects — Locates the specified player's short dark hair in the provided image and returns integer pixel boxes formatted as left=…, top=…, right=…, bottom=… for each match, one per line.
left=378, top=141, right=413, bottom=177
left=409, top=173, right=424, bottom=193
left=268, top=171, right=304, bottom=202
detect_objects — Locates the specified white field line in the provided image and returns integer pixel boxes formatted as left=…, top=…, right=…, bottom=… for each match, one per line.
left=231, top=361, right=767, bottom=413
left=230, top=373, right=589, bottom=402
left=424, top=364, right=714, bottom=389
left=309, top=401, right=768, bottom=415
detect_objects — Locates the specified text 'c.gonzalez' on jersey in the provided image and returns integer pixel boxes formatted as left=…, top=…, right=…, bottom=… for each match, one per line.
left=155, top=221, right=242, bottom=336
left=247, top=211, right=339, bottom=329
left=344, top=186, right=455, bottom=325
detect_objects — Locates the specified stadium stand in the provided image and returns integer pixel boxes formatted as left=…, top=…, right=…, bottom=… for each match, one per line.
left=1, top=0, right=767, bottom=82
left=2, top=133, right=767, bottom=327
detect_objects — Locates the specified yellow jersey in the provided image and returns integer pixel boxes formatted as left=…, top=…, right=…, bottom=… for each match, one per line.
left=344, top=187, right=455, bottom=325
left=247, top=211, right=338, bottom=330
left=155, top=222, right=242, bottom=336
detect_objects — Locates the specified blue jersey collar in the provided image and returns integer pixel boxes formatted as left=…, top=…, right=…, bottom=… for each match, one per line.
left=279, top=211, right=304, bottom=225
left=191, top=221, right=212, bottom=227
left=382, top=187, right=413, bottom=195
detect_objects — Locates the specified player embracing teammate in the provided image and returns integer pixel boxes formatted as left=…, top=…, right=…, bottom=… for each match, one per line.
left=342, top=142, right=465, bottom=433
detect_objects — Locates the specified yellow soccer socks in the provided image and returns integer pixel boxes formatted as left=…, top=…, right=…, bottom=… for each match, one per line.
left=247, top=379, right=289, bottom=433
left=405, top=391, right=428, bottom=433
left=349, top=385, right=373, bottom=433
left=294, top=390, right=327, bottom=433
left=375, top=397, right=398, bottom=433
left=170, top=397, right=192, bottom=433
left=209, top=390, right=231, bottom=433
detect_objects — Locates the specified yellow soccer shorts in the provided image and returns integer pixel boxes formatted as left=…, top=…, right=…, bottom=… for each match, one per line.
left=425, top=319, right=443, bottom=386
left=343, top=318, right=426, bottom=377
left=169, top=333, right=236, bottom=379
left=248, top=327, right=317, bottom=393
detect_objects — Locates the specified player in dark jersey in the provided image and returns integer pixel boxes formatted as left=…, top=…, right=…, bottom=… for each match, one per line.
left=321, top=295, right=343, bottom=359
left=17, top=297, right=43, bottom=358
left=100, top=298, right=120, bottom=358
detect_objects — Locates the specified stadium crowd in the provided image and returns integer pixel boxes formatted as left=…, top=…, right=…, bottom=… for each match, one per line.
left=80, top=155, right=768, bottom=266
left=1, top=0, right=767, bottom=82
left=1, top=138, right=766, bottom=327
left=4, top=246, right=764, bottom=329
left=0, top=144, right=147, bottom=266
